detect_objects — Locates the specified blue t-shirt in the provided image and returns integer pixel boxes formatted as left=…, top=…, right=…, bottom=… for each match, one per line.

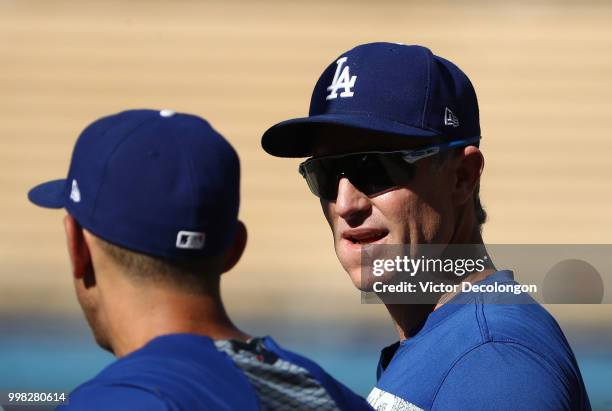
left=367, top=271, right=591, bottom=411
left=58, top=333, right=371, bottom=410
left=58, top=334, right=259, bottom=410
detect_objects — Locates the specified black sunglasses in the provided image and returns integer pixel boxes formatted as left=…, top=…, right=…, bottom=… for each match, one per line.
left=298, top=145, right=445, bottom=201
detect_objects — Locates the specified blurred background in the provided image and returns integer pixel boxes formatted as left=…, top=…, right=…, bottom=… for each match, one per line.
left=1, top=0, right=611, bottom=409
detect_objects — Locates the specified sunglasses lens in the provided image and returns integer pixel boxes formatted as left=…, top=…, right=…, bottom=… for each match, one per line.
left=300, top=160, right=339, bottom=201
left=350, top=153, right=416, bottom=196
left=300, top=152, right=416, bottom=200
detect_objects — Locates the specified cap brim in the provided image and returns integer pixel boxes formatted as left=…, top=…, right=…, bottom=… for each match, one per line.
left=28, top=179, right=66, bottom=209
left=262, top=113, right=441, bottom=158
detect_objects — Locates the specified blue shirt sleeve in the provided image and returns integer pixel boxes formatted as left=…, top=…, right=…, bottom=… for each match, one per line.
left=431, top=342, right=583, bottom=411
left=58, top=383, right=169, bottom=411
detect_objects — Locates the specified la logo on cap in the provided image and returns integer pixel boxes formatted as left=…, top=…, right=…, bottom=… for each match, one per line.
left=326, top=57, right=357, bottom=100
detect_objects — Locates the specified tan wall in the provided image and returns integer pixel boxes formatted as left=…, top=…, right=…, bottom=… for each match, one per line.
left=1, top=1, right=611, bottom=325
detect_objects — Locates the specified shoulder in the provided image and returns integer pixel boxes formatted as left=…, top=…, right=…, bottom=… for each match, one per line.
left=468, top=272, right=569, bottom=348
left=432, top=340, right=588, bottom=411
left=61, top=357, right=259, bottom=411
left=479, top=301, right=576, bottom=361
left=57, top=382, right=168, bottom=411
left=480, top=300, right=587, bottom=386
left=376, top=291, right=589, bottom=410
left=64, top=335, right=260, bottom=410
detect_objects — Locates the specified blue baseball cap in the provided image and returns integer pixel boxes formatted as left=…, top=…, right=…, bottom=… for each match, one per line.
left=262, top=42, right=481, bottom=157
left=28, top=109, right=240, bottom=258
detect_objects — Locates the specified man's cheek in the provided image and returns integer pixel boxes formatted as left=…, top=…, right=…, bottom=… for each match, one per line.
left=320, top=200, right=335, bottom=226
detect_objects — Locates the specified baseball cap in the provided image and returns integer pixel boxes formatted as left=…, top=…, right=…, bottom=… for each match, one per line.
left=262, top=42, right=481, bottom=157
left=28, top=109, right=240, bottom=258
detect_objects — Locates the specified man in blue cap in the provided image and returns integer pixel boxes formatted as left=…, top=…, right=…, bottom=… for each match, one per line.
left=28, top=109, right=372, bottom=410
left=262, top=43, right=591, bottom=410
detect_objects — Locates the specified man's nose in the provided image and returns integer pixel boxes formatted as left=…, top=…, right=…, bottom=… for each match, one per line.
left=335, top=177, right=371, bottom=222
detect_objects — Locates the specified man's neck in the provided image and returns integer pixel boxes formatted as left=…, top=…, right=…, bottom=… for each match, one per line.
left=386, top=223, right=495, bottom=341
left=101, top=283, right=250, bottom=357
left=386, top=303, right=436, bottom=341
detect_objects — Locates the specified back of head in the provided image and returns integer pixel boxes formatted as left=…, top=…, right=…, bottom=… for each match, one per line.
left=29, top=108, right=243, bottom=291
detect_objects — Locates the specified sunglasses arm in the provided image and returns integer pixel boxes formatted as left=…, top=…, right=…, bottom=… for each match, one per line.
left=400, top=147, right=441, bottom=163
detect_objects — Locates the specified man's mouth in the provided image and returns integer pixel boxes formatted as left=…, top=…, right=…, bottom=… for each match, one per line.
left=342, top=228, right=389, bottom=245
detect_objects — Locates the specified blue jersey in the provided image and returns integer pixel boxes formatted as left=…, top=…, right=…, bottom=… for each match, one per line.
left=367, top=271, right=591, bottom=411
left=58, top=333, right=371, bottom=410
left=58, top=334, right=259, bottom=410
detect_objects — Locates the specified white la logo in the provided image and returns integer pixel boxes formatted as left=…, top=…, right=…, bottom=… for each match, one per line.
left=326, top=57, right=357, bottom=100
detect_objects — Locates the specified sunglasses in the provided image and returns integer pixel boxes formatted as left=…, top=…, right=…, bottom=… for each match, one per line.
left=298, top=138, right=480, bottom=201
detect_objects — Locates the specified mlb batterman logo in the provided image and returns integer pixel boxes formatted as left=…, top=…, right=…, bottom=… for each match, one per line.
left=326, top=57, right=357, bottom=100
left=176, top=230, right=206, bottom=250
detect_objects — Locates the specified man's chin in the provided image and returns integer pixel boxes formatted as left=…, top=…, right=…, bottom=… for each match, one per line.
left=348, top=269, right=375, bottom=292
left=339, top=252, right=380, bottom=291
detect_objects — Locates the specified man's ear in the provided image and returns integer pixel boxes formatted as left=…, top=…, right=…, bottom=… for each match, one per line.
left=63, top=214, right=93, bottom=280
left=221, top=220, right=247, bottom=274
left=452, top=146, right=484, bottom=206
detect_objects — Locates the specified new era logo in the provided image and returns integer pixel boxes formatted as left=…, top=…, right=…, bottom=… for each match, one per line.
left=176, top=230, right=206, bottom=250
left=70, top=179, right=81, bottom=203
left=444, top=107, right=460, bottom=127
left=326, top=57, right=357, bottom=100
